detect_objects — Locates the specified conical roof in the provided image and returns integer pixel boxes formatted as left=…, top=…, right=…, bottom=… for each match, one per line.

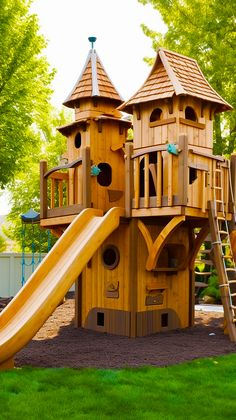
left=119, top=48, right=232, bottom=114
left=63, top=40, right=123, bottom=108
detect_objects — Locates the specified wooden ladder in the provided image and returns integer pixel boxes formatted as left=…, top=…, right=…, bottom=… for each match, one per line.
left=209, top=166, right=236, bottom=342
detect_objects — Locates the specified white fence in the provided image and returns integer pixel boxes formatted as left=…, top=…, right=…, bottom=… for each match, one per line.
left=0, top=252, right=75, bottom=297
left=0, top=253, right=45, bottom=297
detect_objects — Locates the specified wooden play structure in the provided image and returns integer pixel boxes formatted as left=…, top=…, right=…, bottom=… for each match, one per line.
left=1, top=38, right=236, bottom=369
left=39, top=39, right=236, bottom=339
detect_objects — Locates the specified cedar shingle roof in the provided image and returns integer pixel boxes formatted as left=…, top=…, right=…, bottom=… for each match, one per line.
left=120, top=48, right=232, bottom=114
left=63, top=48, right=123, bottom=108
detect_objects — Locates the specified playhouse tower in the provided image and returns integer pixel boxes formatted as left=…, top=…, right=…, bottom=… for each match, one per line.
left=40, top=42, right=234, bottom=337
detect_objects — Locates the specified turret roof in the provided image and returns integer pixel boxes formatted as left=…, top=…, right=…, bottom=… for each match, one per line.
left=63, top=45, right=123, bottom=108
left=119, top=48, right=232, bottom=114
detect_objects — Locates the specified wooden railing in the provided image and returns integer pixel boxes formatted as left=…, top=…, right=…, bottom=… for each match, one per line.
left=40, top=147, right=91, bottom=219
left=125, top=135, right=231, bottom=217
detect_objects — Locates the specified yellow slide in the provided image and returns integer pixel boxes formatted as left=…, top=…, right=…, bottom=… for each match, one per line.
left=0, top=207, right=124, bottom=369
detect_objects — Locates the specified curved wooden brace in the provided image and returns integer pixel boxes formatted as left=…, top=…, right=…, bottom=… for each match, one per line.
left=137, top=220, right=153, bottom=253
left=188, top=225, right=210, bottom=269
left=146, top=215, right=185, bottom=271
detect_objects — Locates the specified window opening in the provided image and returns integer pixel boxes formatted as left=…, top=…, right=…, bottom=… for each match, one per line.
left=97, top=312, right=104, bottom=326
left=161, top=313, right=168, bottom=327
left=185, top=106, right=197, bottom=121
left=74, top=132, right=81, bottom=149
left=150, top=108, right=163, bottom=122
left=97, top=163, right=112, bottom=187
left=102, top=245, right=120, bottom=270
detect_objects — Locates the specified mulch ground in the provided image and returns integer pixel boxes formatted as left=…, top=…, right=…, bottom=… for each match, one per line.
left=6, top=294, right=234, bottom=369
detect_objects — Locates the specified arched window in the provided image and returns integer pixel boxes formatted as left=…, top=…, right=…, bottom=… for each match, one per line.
left=97, top=163, right=112, bottom=187
left=185, top=106, right=197, bottom=122
left=74, top=132, right=81, bottom=149
left=150, top=108, right=163, bottom=123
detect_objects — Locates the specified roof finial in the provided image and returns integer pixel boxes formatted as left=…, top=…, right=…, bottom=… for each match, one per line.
left=88, top=36, right=97, bottom=49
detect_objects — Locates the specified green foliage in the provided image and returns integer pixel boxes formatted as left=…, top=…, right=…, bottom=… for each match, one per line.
left=200, top=273, right=221, bottom=302
left=0, top=0, right=54, bottom=187
left=0, top=234, right=7, bottom=252
left=138, top=0, right=236, bottom=155
left=1, top=355, right=236, bottom=418
left=5, top=108, right=69, bottom=252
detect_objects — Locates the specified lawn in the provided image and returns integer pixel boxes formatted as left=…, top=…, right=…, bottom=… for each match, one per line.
left=1, top=354, right=236, bottom=419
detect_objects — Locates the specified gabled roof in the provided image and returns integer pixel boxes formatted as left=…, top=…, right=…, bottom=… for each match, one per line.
left=119, top=48, right=232, bottom=114
left=63, top=47, right=123, bottom=108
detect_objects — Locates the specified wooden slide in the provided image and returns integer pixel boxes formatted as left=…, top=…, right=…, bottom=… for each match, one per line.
left=0, top=207, right=124, bottom=369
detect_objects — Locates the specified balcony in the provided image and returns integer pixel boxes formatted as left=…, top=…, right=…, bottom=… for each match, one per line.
left=125, top=134, right=232, bottom=219
left=40, top=147, right=91, bottom=225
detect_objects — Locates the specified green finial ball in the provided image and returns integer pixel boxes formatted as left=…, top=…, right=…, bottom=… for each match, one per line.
left=88, top=36, right=97, bottom=49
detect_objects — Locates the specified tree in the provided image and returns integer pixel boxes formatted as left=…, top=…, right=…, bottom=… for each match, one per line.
left=5, top=108, right=69, bottom=252
left=0, top=0, right=54, bottom=187
left=138, top=0, right=236, bottom=155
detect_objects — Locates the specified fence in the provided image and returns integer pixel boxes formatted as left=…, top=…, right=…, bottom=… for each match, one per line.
left=0, top=253, right=46, bottom=297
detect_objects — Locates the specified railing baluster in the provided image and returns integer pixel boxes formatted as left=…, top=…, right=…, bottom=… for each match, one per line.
left=167, top=153, right=173, bottom=206
left=157, top=151, right=162, bottom=207
left=144, top=154, right=149, bottom=208
left=134, top=157, right=140, bottom=209
left=51, top=179, right=55, bottom=209
left=58, top=180, right=63, bottom=207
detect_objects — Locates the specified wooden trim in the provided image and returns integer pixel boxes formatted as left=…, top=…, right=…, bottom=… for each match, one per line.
left=149, top=117, right=176, bottom=128
left=146, top=215, right=185, bottom=270
left=159, top=49, right=185, bottom=95
left=44, top=157, right=83, bottom=178
left=47, top=204, right=83, bottom=218
left=157, top=151, right=162, bottom=207
left=82, top=147, right=91, bottom=208
left=144, top=154, right=149, bottom=208
left=132, top=145, right=167, bottom=160
left=179, top=117, right=205, bottom=130
left=178, top=134, right=188, bottom=206
left=129, top=219, right=138, bottom=337
left=125, top=143, right=133, bottom=217
left=189, top=162, right=209, bottom=171
left=75, top=275, right=82, bottom=328
left=167, top=153, right=173, bottom=206
left=40, top=215, right=76, bottom=227
left=134, top=158, right=140, bottom=209
left=137, top=220, right=152, bottom=253
left=188, top=225, right=209, bottom=269
left=49, top=172, right=69, bottom=180
left=40, top=160, right=48, bottom=219
left=189, top=149, right=225, bottom=162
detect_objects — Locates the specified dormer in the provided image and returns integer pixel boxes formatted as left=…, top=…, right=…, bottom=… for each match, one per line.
left=119, top=48, right=232, bottom=153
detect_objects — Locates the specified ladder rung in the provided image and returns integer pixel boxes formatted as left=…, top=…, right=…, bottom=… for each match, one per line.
left=195, top=259, right=213, bottom=265
left=230, top=293, right=236, bottom=297
left=195, top=271, right=212, bottom=276
left=231, top=305, right=236, bottom=310
left=221, top=243, right=231, bottom=247
left=226, top=268, right=236, bottom=272
left=217, top=216, right=226, bottom=221
left=199, top=249, right=212, bottom=254
left=222, top=255, right=233, bottom=259
left=213, top=186, right=223, bottom=190
left=219, top=230, right=228, bottom=235
left=228, top=280, right=236, bottom=284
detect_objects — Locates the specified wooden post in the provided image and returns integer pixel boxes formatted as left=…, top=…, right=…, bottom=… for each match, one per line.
left=167, top=153, right=173, bottom=206
left=178, top=134, right=188, bottom=206
left=40, top=160, right=48, bottom=219
left=144, top=153, right=149, bottom=208
left=157, top=151, right=162, bottom=207
left=82, top=147, right=91, bottom=209
left=134, top=158, right=140, bottom=209
left=125, top=142, right=133, bottom=217
left=129, top=219, right=138, bottom=337
left=229, top=154, right=236, bottom=231
left=208, top=200, right=236, bottom=342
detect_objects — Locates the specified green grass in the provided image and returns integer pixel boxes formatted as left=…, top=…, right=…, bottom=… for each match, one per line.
left=1, top=354, right=236, bottom=419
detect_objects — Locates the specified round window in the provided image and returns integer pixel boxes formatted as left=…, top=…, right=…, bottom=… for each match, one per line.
left=102, top=245, right=120, bottom=270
